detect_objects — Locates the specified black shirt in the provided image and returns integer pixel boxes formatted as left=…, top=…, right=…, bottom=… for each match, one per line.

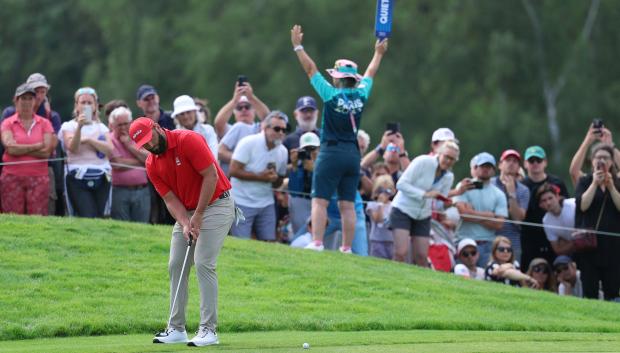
left=575, top=174, right=620, bottom=267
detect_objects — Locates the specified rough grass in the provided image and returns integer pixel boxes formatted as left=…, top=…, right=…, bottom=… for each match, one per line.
left=1, top=214, right=620, bottom=342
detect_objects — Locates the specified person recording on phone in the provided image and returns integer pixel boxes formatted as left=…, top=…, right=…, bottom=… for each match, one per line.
left=574, top=143, right=620, bottom=300
left=290, top=24, right=387, bottom=253
left=216, top=76, right=270, bottom=174
left=569, top=119, right=620, bottom=188
left=229, top=111, right=288, bottom=241
left=454, top=152, right=508, bottom=267
left=59, top=87, right=114, bottom=218
left=288, top=132, right=320, bottom=234
left=361, top=125, right=410, bottom=183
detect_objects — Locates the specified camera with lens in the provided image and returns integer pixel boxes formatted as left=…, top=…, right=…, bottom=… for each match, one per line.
left=298, top=146, right=317, bottom=161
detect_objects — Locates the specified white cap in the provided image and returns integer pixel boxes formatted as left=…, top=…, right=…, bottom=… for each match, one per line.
left=299, top=132, right=320, bottom=149
left=171, top=95, right=199, bottom=118
left=457, top=238, right=477, bottom=255
left=431, top=128, right=458, bottom=143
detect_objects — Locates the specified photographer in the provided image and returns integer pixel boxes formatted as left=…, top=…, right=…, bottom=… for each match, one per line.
left=288, top=132, right=320, bottom=234
left=575, top=144, right=620, bottom=300
left=569, top=120, right=620, bottom=188
left=361, top=128, right=410, bottom=183
left=454, top=153, right=507, bottom=267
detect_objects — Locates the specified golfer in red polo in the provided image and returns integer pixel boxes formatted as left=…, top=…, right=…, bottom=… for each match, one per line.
left=129, top=117, right=234, bottom=347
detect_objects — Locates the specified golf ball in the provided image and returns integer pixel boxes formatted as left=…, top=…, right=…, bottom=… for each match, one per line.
left=303, top=342, right=310, bottom=349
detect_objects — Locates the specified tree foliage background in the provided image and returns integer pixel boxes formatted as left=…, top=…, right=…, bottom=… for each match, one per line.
left=1, top=0, right=618, bottom=186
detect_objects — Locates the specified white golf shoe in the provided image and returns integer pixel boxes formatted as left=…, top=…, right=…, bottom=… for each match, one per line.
left=304, top=241, right=324, bottom=251
left=339, top=246, right=352, bottom=254
left=153, top=327, right=188, bottom=344
left=188, top=327, right=219, bottom=346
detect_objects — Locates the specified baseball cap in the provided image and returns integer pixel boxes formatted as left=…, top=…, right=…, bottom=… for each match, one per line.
left=14, top=82, right=36, bottom=98
left=500, top=149, right=521, bottom=162
left=26, top=73, right=50, bottom=89
left=473, top=152, right=496, bottom=167
left=553, top=255, right=572, bottom=267
left=326, top=59, right=362, bottom=81
left=524, top=146, right=546, bottom=160
left=299, top=132, right=320, bottom=149
left=129, top=117, right=155, bottom=148
left=171, top=95, right=198, bottom=118
left=457, top=238, right=477, bottom=255
left=295, top=96, right=317, bottom=111
left=431, top=128, right=458, bottom=143
left=136, top=84, right=158, bottom=101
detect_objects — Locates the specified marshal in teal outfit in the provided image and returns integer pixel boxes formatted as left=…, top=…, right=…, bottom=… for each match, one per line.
left=309, top=72, right=373, bottom=202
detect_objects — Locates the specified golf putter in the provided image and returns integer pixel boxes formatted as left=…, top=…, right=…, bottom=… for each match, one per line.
left=167, top=233, right=193, bottom=329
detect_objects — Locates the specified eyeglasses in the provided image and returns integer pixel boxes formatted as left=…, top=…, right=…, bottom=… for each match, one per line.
left=496, top=246, right=513, bottom=253
left=235, top=104, right=252, bottom=111
left=271, top=126, right=287, bottom=133
left=376, top=187, right=394, bottom=195
left=527, top=157, right=544, bottom=164
left=460, top=250, right=477, bottom=258
left=532, top=265, right=549, bottom=274
left=554, top=265, right=569, bottom=274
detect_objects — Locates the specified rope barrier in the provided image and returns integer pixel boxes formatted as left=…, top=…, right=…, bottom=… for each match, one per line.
left=2, top=155, right=619, bottom=238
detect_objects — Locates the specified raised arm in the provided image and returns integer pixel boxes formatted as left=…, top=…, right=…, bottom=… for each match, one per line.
left=291, top=25, right=318, bottom=78
left=363, top=39, right=388, bottom=78
left=569, top=126, right=598, bottom=187
left=243, top=83, right=270, bottom=120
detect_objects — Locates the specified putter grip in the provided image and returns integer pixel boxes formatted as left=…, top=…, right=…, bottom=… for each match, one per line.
left=188, top=235, right=193, bottom=247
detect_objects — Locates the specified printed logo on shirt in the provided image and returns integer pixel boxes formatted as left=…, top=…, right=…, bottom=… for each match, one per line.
left=334, top=98, right=364, bottom=114
left=175, top=157, right=181, bottom=166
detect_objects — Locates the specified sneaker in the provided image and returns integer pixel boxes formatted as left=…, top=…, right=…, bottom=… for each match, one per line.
left=304, top=241, right=324, bottom=251
left=339, top=246, right=352, bottom=254
left=188, top=327, right=219, bottom=347
left=153, top=327, right=188, bottom=344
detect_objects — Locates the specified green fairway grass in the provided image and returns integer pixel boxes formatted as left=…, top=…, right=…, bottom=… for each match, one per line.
left=1, top=214, right=620, bottom=343
left=2, top=330, right=620, bottom=353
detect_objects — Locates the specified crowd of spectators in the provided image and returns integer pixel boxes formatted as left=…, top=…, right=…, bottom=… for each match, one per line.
left=2, top=70, right=620, bottom=301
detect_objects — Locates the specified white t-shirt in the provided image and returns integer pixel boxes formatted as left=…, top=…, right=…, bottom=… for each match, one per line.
left=454, top=264, right=485, bottom=280
left=558, top=270, right=583, bottom=298
left=543, top=198, right=576, bottom=242
left=59, top=120, right=111, bottom=172
left=230, top=132, right=287, bottom=208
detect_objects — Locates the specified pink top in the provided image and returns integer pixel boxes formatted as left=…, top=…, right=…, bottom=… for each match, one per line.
left=1, top=113, right=53, bottom=176
left=111, top=134, right=148, bottom=186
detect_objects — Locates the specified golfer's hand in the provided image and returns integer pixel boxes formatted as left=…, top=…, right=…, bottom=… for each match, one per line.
left=189, top=213, right=203, bottom=241
left=181, top=223, right=193, bottom=242
left=291, top=25, right=303, bottom=47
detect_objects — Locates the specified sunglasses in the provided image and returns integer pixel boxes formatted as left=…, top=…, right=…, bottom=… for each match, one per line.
left=532, top=265, right=549, bottom=274
left=460, top=250, right=477, bottom=258
left=235, top=104, right=252, bottom=111
left=376, top=187, right=394, bottom=195
left=527, top=157, right=544, bottom=164
left=271, top=126, right=287, bottom=133
left=496, top=246, right=513, bottom=253
left=554, top=265, right=569, bottom=274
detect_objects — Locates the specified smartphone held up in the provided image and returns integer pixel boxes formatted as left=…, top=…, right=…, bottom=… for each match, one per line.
left=82, top=105, right=93, bottom=123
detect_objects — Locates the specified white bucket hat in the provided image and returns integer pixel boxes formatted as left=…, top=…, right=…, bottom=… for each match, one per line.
left=172, top=95, right=198, bottom=118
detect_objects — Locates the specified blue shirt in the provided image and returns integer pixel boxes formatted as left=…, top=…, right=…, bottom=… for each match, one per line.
left=492, top=177, right=530, bottom=246
left=310, top=72, right=373, bottom=143
left=454, top=182, right=509, bottom=242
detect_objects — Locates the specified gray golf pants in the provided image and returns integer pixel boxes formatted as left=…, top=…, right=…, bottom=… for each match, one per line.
left=168, top=196, right=234, bottom=331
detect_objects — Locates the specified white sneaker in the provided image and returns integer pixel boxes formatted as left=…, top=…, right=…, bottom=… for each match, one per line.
left=304, top=241, right=324, bottom=251
left=153, top=327, right=188, bottom=344
left=339, top=246, right=352, bottom=254
left=188, top=327, right=219, bottom=346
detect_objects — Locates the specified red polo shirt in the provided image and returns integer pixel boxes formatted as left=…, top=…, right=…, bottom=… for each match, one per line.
left=146, top=129, right=230, bottom=210
left=1, top=113, right=54, bottom=176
